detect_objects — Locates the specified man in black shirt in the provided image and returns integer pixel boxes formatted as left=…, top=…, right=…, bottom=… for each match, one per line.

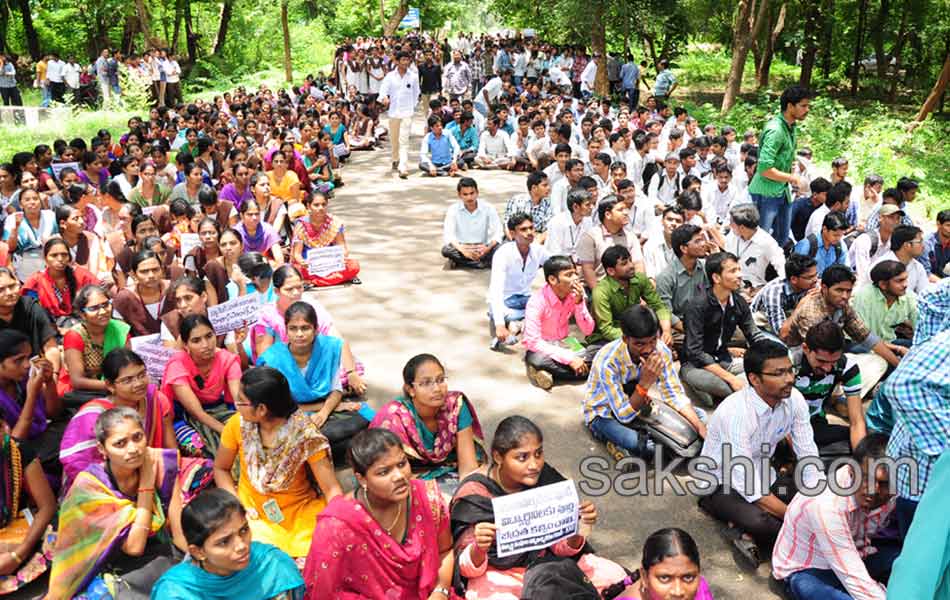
left=0, top=268, right=58, bottom=369
left=418, top=51, right=443, bottom=118
left=681, top=251, right=767, bottom=405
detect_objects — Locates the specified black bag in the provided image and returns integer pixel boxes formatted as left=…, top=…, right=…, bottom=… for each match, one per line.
left=321, top=410, right=370, bottom=465
left=520, top=556, right=599, bottom=600
left=632, top=401, right=703, bottom=458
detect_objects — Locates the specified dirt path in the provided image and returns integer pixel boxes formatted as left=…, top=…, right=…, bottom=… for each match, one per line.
left=308, top=117, right=782, bottom=598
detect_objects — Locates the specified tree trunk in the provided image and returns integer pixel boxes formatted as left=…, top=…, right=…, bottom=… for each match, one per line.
left=383, top=0, right=409, bottom=36
left=121, top=14, right=136, bottom=54
left=172, top=0, right=184, bottom=55
left=850, top=0, right=869, bottom=96
left=911, top=51, right=950, bottom=124
left=888, top=1, right=909, bottom=100
left=13, top=0, right=40, bottom=60
left=756, top=2, right=786, bottom=89
left=820, top=0, right=834, bottom=77
left=799, top=0, right=820, bottom=87
left=280, top=0, right=292, bottom=83
left=591, top=0, right=608, bottom=97
left=183, top=0, right=197, bottom=63
left=133, top=0, right=161, bottom=49
left=0, top=0, right=9, bottom=55
left=211, top=0, right=234, bottom=55
left=378, top=0, right=385, bottom=34
left=872, top=0, right=889, bottom=78
left=722, top=0, right=770, bottom=113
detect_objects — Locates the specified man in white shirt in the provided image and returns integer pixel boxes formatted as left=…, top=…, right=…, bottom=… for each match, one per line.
left=643, top=206, right=684, bottom=279
left=542, top=143, right=573, bottom=189
left=475, top=116, right=515, bottom=170
left=851, top=203, right=902, bottom=286
left=804, top=182, right=850, bottom=240
left=473, top=71, right=509, bottom=117
left=378, top=52, right=421, bottom=179
left=63, top=58, right=81, bottom=93
left=442, top=177, right=502, bottom=269
left=724, top=203, right=786, bottom=295
left=647, top=153, right=683, bottom=210
left=487, top=212, right=549, bottom=350
left=870, top=224, right=930, bottom=296
left=697, top=339, right=823, bottom=559
left=549, top=158, right=584, bottom=215
left=45, top=53, right=66, bottom=103
left=545, top=188, right=593, bottom=258
left=580, top=55, right=597, bottom=97
left=164, top=55, right=182, bottom=106
left=701, top=165, right=738, bottom=227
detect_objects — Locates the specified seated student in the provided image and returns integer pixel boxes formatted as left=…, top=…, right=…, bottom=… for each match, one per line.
left=656, top=224, right=710, bottom=344
left=544, top=188, right=593, bottom=259
left=793, top=321, right=866, bottom=450
left=60, top=284, right=132, bottom=407
left=0, top=266, right=59, bottom=368
left=113, top=248, right=175, bottom=337
left=475, top=116, right=515, bottom=170
left=214, top=366, right=342, bottom=560
left=3, top=187, right=56, bottom=280
left=252, top=265, right=366, bottom=394
left=789, top=177, right=831, bottom=242
left=152, top=488, right=305, bottom=599
left=445, top=111, right=479, bottom=168
left=584, top=306, right=706, bottom=460
left=170, top=162, right=215, bottom=205
left=772, top=433, right=897, bottom=600
left=548, top=158, right=585, bottom=214
left=700, top=164, right=739, bottom=227
left=196, top=188, right=238, bottom=229
left=420, top=116, right=463, bottom=177
left=866, top=177, right=918, bottom=233
left=922, top=208, right=950, bottom=279
left=782, top=265, right=903, bottom=390
left=723, top=203, right=786, bottom=296
left=22, top=237, right=99, bottom=325
left=602, top=528, right=715, bottom=600
left=236, top=198, right=285, bottom=267
left=642, top=206, right=684, bottom=279
left=793, top=211, right=851, bottom=276
left=182, top=217, right=230, bottom=304
left=522, top=255, right=596, bottom=390
left=697, top=340, right=822, bottom=562
left=113, top=213, right=163, bottom=287
left=442, top=177, right=502, bottom=269
left=577, top=196, right=644, bottom=290
left=681, top=252, right=767, bottom=405
left=162, top=314, right=242, bottom=455
left=503, top=171, right=553, bottom=242
left=852, top=260, right=917, bottom=349
left=161, top=275, right=238, bottom=356
left=451, top=416, right=627, bottom=598
left=871, top=224, right=929, bottom=296
left=58, top=192, right=114, bottom=279
left=256, top=301, right=372, bottom=460
left=370, top=353, right=483, bottom=494
left=852, top=201, right=903, bottom=286
left=588, top=245, right=671, bottom=349
left=487, top=213, right=548, bottom=351
left=750, top=253, right=818, bottom=337
left=542, top=143, right=573, bottom=187
left=48, top=407, right=187, bottom=598
left=303, top=429, right=455, bottom=599
left=803, top=181, right=850, bottom=240
left=647, top=152, right=682, bottom=210
left=290, top=191, right=361, bottom=287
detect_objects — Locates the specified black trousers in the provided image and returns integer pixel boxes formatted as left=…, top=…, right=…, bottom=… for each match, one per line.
left=49, top=81, right=66, bottom=102
left=525, top=345, right=600, bottom=383
left=811, top=414, right=850, bottom=448
left=698, top=474, right=797, bottom=551
left=442, top=243, right=496, bottom=269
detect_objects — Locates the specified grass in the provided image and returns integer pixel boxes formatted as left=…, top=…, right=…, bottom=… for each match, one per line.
left=0, top=108, right=138, bottom=159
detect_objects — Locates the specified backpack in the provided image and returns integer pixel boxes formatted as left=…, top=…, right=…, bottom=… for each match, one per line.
left=805, top=233, right=844, bottom=264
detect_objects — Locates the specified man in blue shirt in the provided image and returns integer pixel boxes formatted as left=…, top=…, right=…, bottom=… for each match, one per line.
left=793, top=211, right=850, bottom=276
left=445, top=111, right=479, bottom=168
left=419, top=115, right=461, bottom=177
left=619, top=55, right=641, bottom=111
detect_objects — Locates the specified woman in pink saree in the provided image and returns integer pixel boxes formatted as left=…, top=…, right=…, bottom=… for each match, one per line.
left=302, top=429, right=455, bottom=600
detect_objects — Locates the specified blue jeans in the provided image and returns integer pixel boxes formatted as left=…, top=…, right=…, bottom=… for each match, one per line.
left=40, top=85, right=51, bottom=107
left=473, top=101, right=489, bottom=117
left=785, top=543, right=900, bottom=599
left=588, top=416, right=654, bottom=457
left=752, top=192, right=791, bottom=246
left=487, top=293, right=530, bottom=334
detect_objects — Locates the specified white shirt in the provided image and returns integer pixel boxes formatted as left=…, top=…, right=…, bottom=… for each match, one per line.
left=724, top=227, right=786, bottom=289
left=544, top=212, right=591, bottom=258
left=378, top=68, right=420, bottom=119
left=871, top=250, right=930, bottom=296
left=580, top=60, right=597, bottom=92
left=63, top=63, right=81, bottom=88
left=850, top=230, right=892, bottom=286
left=642, top=235, right=675, bottom=279
left=698, top=386, right=822, bottom=502
left=475, top=76, right=503, bottom=107
left=443, top=200, right=502, bottom=246
left=647, top=171, right=681, bottom=207
left=804, top=204, right=831, bottom=240
left=46, top=59, right=65, bottom=82
left=164, top=60, right=181, bottom=83
left=477, top=130, right=514, bottom=159
left=701, top=182, right=739, bottom=226
left=543, top=162, right=565, bottom=188
left=548, top=177, right=574, bottom=215
left=487, top=241, right=549, bottom=321
left=548, top=65, right=571, bottom=87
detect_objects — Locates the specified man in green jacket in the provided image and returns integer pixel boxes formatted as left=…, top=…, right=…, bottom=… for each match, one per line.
left=748, top=85, right=813, bottom=247
left=587, top=245, right=672, bottom=350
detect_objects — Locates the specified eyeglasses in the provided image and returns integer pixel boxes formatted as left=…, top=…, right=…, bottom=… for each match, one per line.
left=115, top=371, right=148, bottom=386
left=412, top=376, right=447, bottom=390
left=82, top=300, right=112, bottom=314
left=759, top=367, right=796, bottom=378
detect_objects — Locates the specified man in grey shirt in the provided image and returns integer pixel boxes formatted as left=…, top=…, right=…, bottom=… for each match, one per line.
left=656, top=223, right=709, bottom=350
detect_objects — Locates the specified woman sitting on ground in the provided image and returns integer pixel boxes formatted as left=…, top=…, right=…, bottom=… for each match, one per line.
left=214, top=366, right=342, bottom=560
left=128, top=161, right=171, bottom=207
left=601, top=528, right=713, bottom=600
left=162, top=314, right=242, bottom=455
left=323, top=111, right=351, bottom=161
left=0, top=432, right=57, bottom=595
left=290, top=191, right=360, bottom=287
left=59, top=284, right=131, bottom=407
left=160, top=276, right=248, bottom=366
left=348, top=103, right=377, bottom=150
left=236, top=199, right=284, bottom=267
left=152, top=488, right=305, bottom=599
left=250, top=171, right=288, bottom=239
left=0, top=267, right=59, bottom=371
left=113, top=248, right=175, bottom=337
left=450, top=415, right=626, bottom=599
left=21, top=238, right=99, bottom=325
left=183, top=217, right=230, bottom=305
left=303, top=429, right=455, bottom=599
left=251, top=264, right=366, bottom=395
left=113, top=213, right=162, bottom=289
left=371, top=353, right=483, bottom=495
left=58, top=189, right=112, bottom=275
left=48, top=407, right=187, bottom=598
left=256, top=301, right=372, bottom=460
left=3, top=188, right=56, bottom=280
left=213, top=227, right=249, bottom=301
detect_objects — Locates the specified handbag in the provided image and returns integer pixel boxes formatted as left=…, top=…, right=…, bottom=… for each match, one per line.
left=520, top=556, right=599, bottom=600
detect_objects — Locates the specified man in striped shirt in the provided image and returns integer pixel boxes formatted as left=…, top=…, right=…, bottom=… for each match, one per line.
left=772, top=433, right=897, bottom=600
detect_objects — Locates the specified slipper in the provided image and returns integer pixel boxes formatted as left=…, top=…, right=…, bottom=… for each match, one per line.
left=719, top=525, right=761, bottom=569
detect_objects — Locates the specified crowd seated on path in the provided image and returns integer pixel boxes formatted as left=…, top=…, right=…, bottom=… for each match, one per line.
left=0, top=30, right=943, bottom=600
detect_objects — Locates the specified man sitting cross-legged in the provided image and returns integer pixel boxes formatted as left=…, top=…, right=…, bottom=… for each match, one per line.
left=583, top=305, right=707, bottom=461
left=522, top=255, right=596, bottom=390
left=441, top=177, right=503, bottom=269
left=419, top=115, right=463, bottom=177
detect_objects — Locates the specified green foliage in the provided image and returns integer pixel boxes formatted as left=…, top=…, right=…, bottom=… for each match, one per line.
left=676, top=48, right=800, bottom=91
left=0, top=110, right=136, bottom=159
left=118, top=68, right=154, bottom=112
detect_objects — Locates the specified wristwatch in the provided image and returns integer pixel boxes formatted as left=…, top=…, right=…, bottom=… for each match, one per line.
left=432, top=586, right=450, bottom=598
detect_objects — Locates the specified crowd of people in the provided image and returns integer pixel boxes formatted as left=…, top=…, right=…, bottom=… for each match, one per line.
left=0, top=29, right=943, bottom=600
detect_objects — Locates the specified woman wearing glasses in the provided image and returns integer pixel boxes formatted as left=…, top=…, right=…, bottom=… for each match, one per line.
left=370, top=354, right=484, bottom=497
left=60, top=284, right=131, bottom=408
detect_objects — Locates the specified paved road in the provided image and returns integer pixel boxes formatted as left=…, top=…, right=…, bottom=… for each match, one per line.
left=310, top=119, right=783, bottom=599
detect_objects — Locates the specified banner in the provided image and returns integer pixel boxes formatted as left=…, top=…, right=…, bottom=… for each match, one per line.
left=208, top=292, right=262, bottom=334
left=130, top=334, right=178, bottom=385
left=179, top=233, right=201, bottom=258
left=398, top=7, right=421, bottom=29
left=491, top=479, right=579, bottom=558
left=306, top=246, right=345, bottom=277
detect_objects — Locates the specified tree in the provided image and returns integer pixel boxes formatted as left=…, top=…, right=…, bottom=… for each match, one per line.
left=212, top=0, right=236, bottom=55
left=850, top=0, right=869, bottom=96
left=912, top=51, right=950, bottom=125
left=13, top=0, right=40, bottom=60
left=591, top=0, right=609, bottom=96
left=798, top=0, right=821, bottom=87
left=281, top=0, right=292, bottom=82
left=383, top=0, right=409, bottom=35
left=721, top=0, right=770, bottom=113
left=872, top=0, right=890, bottom=78
left=754, top=0, right=786, bottom=89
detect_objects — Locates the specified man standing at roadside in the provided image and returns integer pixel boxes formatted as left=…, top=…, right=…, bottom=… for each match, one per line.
left=379, top=51, right=420, bottom=180
left=748, top=85, right=813, bottom=247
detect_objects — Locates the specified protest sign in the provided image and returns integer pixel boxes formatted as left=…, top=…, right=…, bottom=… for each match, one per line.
left=179, top=233, right=201, bottom=258
left=208, top=292, right=262, bottom=334
left=130, top=334, right=178, bottom=384
left=491, top=479, right=579, bottom=558
left=306, top=246, right=345, bottom=277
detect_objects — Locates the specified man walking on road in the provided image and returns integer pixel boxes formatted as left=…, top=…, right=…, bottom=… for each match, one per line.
left=378, top=51, right=420, bottom=180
